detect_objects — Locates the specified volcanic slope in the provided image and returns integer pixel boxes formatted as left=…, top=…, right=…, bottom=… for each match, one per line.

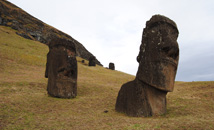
left=0, top=26, right=214, bottom=130
left=0, top=0, right=102, bottom=65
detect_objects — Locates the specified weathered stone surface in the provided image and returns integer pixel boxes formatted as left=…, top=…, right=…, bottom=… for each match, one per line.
left=45, top=38, right=77, bottom=98
left=109, top=62, right=115, bottom=70
left=29, top=31, right=42, bottom=41
left=89, top=56, right=96, bottom=66
left=115, top=15, right=179, bottom=117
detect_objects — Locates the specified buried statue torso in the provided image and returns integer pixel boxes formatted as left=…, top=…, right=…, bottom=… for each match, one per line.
left=115, top=15, right=179, bottom=117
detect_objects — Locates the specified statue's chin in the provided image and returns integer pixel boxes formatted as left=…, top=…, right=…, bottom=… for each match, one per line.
left=137, top=61, right=177, bottom=92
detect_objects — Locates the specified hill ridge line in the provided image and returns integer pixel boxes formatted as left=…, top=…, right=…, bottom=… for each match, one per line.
left=0, top=0, right=102, bottom=65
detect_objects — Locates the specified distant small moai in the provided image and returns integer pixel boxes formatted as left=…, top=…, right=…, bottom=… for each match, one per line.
left=89, top=56, right=96, bottom=66
left=45, top=38, right=77, bottom=98
left=115, top=15, right=179, bottom=117
left=109, top=62, right=115, bottom=70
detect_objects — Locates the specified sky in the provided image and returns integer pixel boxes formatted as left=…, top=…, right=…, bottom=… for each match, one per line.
left=6, top=0, right=214, bottom=81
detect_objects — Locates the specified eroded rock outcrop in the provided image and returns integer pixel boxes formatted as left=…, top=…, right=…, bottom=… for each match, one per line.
left=115, top=15, right=179, bottom=117
left=45, top=38, right=77, bottom=98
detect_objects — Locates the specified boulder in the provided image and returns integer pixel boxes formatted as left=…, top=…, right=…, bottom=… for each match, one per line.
left=115, top=15, right=179, bottom=117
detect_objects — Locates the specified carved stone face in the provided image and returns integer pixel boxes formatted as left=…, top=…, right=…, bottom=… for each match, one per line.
left=136, top=15, right=179, bottom=92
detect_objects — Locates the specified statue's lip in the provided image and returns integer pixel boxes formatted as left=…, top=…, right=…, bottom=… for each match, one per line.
left=139, top=78, right=174, bottom=92
left=161, top=58, right=177, bottom=67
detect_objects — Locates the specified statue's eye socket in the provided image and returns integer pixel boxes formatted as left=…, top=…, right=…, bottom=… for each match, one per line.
left=161, top=47, right=179, bottom=60
left=161, top=47, right=170, bottom=53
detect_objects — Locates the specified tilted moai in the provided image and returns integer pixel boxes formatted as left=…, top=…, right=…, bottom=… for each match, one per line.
left=45, top=38, right=77, bottom=98
left=115, top=15, right=179, bottom=117
left=109, top=62, right=115, bottom=70
left=89, top=56, right=96, bottom=66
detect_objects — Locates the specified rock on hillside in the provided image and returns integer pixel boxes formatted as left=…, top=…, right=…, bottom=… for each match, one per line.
left=0, top=0, right=102, bottom=66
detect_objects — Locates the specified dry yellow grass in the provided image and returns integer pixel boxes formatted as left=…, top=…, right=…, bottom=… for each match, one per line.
left=0, top=26, right=214, bottom=130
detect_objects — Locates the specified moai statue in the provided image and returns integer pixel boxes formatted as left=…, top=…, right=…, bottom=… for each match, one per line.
left=115, top=15, right=179, bottom=117
left=109, top=62, right=115, bottom=70
left=45, top=38, right=77, bottom=98
left=89, top=56, right=96, bottom=66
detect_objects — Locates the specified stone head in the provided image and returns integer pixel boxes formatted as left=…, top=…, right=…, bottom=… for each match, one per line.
left=136, top=15, right=179, bottom=92
left=48, top=38, right=76, bottom=57
left=46, top=38, right=77, bottom=79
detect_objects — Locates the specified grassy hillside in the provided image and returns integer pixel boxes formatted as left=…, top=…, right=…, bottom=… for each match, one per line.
left=0, top=26, right=214, bottom=130
left=0, top=0, right=102, bottom=66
